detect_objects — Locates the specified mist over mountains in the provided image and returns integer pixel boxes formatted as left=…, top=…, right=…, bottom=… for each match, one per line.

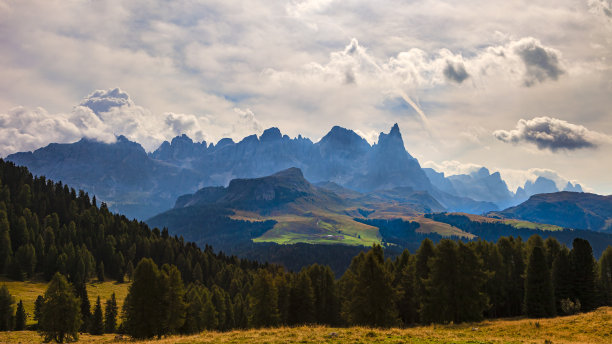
left=7, top=124, right=581, bottom=220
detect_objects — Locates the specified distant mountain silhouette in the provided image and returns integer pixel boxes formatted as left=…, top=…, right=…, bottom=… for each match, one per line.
left=9, top=124, right=506, bottom=219
left=491, top=191, right=612, bottom=232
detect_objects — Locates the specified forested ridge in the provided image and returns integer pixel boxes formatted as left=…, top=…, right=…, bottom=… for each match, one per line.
left=0, top=158, right=611, bottom=341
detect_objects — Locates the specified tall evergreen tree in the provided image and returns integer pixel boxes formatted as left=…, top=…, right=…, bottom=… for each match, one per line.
left=0, top=285, right=14, bottom=331
left=122, top=258, right=166, bottom=339
left=74, top=282, right=91, bottom=332
left=39, top=272, right=82, bottom=343
left=343, top=245, right=398, bottom=327
left=161, top=264, right=186, bottom=334
left=89, top=297, right=103, bottom=335
left=97, top=261, right=105, bottom=282
left=552, top=247, right=574, bottom=313
left=395, top=252, right=417, bottom=325
left=248, top=270, right=280, bottom=328
left=288, top=270, right=315, bottom=325
left=570, top=238, right=598, bottom=311
left=0, top=211, right=12, bottom=273
left=182, top=283, right=217, bottom=333
left=15, top=300, right=27, bottom=330
left=414, top=238, right=435, bottom=319
left=34, top=295, right=44, bottom=323
left=524, top=246, right=555, bottom=318
left=599, top=246, right=612, bottom=306
left=103, top=293, right=117, bottom=333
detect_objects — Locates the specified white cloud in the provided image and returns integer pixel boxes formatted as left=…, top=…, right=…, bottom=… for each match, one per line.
left=422, top=160, right=485, bottom=176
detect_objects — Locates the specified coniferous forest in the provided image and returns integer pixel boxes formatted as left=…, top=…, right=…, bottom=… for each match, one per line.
left=0, top=159, right=611, bottom=341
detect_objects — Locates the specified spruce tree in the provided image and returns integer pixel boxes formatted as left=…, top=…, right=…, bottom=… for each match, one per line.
left=39, top=272, right=82, bottom=343
left=122, top=258, right=166, bottom=339
left=97, top=261, right=105, bottom=282
left=524, top=246, right=555, bottom=318
left=599, top=246, right=612, bottom=306
left=34, top=295, right=44, bottom=323
left=288, top=270, right=315, bottom=324
left=571, top=238, right=597, bottom=311
left=103, top=293, right=117, bottom=333
left=552, top=247, right=574, bottom=313
left=192, top=262, right=203, bottom=283
left=161, top=264, right=186, bottom=334
left=415, top=238, right=435, bottom=319
left=15, top=300, right=27, bottom=330
left=0, top=211, right=12, bottom=273
left=89, top=297, right=103, bottom=335
left=454, top=242, right=488, bottom=322
left=248, top=270, right=280, bottom=328
left=74, top=282, right=91, bottom=332
left=0, top=285, right=15, bottom=331
left=344, top=245, right=398, bottom=327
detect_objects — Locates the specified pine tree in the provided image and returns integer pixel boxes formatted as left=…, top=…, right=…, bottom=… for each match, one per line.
left=395, top=253, right=417, bottom=325
left=103, top=293, right=117, bottom=333
left=39, top=272, right=82, bottom=343
left=524, top=246, right=555, bottom=318
left=0, top=285, right=15, bottom=331
left=415, top=238, right=435, bottom=319
left=571, top=238, right=598, bottom=311
left=248, top=270, right=280, bottom=328
left=89, top=297, right=103, bottom=335
left=0, top=211, right=12, bottom=273
left=454, top=242, right=488, bottom=322
left=34, top=295, right=44, bottom=323
left=192, top=262, right=203, bottom=283
left=74, top=282, right=91, bottom=332
left=97, top=261, right=105, bottom=282
left=288, top=270, right=315, bottom=324
left=122, top=258, right=166, bottom=339
left=15, top=300, right=27, bottom=330
left=552, top=247, right=574, bottom=313
left=125, top=261, right=134, bottom=282
left=343, top=245, right=398, bottom=327
left=161, top=264, right=186, bottom=334
left=599, top=246, right=612, bottom=306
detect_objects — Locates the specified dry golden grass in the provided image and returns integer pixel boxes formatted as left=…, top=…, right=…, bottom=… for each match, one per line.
left=2, top=307, right=609, bottom=344
left=0, top=277, right=130, bottom=326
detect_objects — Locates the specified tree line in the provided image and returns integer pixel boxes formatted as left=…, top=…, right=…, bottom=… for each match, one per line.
left=1, top=159, right=612, bottom=340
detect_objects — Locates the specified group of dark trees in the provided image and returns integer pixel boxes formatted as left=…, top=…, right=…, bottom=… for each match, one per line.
left=0, top=158, right=612, bottom=340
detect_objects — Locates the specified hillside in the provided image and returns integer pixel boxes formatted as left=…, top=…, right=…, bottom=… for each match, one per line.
left=491, top=191, right=612, bottom=232
left=2, top=307, right=610, bottom=343
left=148, top=167, right=477, bottom=252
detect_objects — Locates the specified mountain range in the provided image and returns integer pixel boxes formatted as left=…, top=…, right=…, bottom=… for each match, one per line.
left=7, top=124, right=582, bottom=220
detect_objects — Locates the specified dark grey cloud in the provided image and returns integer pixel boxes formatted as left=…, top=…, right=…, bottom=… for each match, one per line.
left=443, top=61, right=469, bottom=83
left=493, top=116, right=611, bottom=151
left=513, top=40, right=564, bottom=87
left=79, top=88, right=133, bottom=115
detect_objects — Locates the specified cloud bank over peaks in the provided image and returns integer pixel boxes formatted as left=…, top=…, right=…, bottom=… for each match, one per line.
left=493, top=116, right=612, bottom=152
left=0, top=88, right=264, bottom=156
left=424, top=160, right=587, bottom=194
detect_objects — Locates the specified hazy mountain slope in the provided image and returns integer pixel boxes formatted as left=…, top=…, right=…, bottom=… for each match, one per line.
left=490, top=191, right=612, bottom=232
left=7, top=136, right=206, bottom=219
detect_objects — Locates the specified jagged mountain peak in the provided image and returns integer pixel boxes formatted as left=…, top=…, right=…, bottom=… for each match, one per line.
left=260, top=127, right=283, bottom=142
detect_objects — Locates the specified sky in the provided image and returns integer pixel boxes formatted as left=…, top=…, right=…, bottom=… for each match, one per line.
left=0, top=0, right=611, bottom=194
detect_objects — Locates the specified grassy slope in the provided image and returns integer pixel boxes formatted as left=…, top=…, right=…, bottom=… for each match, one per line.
left=1, top=307, right=610, bottom=343
left=0, top=278, right=130, bottom=325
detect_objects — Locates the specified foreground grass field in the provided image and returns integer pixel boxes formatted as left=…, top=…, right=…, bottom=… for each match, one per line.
left=1, top=307, right=609, bottom=343
left=0, top=277, right=130, bottom=325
